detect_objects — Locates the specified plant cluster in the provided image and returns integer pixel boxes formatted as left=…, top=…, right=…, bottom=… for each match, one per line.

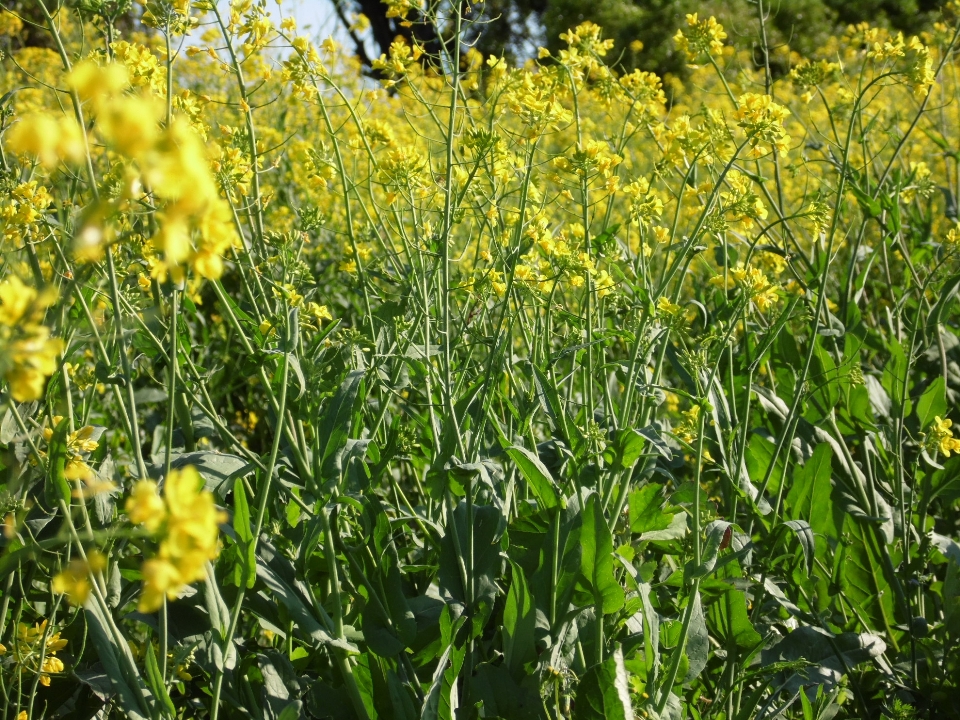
left=0, top=0, right=958, bottom=718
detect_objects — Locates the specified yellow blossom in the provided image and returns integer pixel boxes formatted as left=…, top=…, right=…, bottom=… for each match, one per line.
left=927, top=416, right=960, bottom=457
left=674, top=14, right=727, bottom=62
left=52, top=551, right=107, bottom=605
left=127, top=467, right=227, bottom=612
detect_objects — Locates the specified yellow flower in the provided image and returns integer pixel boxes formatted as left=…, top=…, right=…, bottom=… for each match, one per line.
left=6, top=114, right=86, bottom=169
left=0, top=8, right=23, bottom=36
left=126, top=481, right=167, bottom=532
left=67, top=60, right=128, bottom=110
left=0, top=277, right=63, bottom=402
left=128, top=466, right=227, bottom=612
left=595, top=270, right=616, bottom=298
left=729, top=264, right=781, bottom=312
left=927, top=416, right=960, bottom=457
left=305, top=302, right=333, bottom=324
left=945, top=225, right=960, bottom=247
left=674, top=14, right=727, bottom=62
left=13, top=620, right=67, bottom=687
left=675, top=405, right=701, bottom=444
left=734, top=93, right=790, bottom=157
left=657, top=296, right=682, bottom=318
left=52, top=550, right=106, bottom=605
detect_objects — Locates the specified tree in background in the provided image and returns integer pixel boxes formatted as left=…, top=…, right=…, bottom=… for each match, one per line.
left=335, top=0, right=943, bottom=77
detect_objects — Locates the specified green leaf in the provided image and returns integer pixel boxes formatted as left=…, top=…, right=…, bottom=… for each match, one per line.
left=708, top=587, right=762, bottom=650
left=785, top=443, right=840, bottom=550
left=438, top=503, right=504, bottom=614
left=45, top=416, right=71, bottom=508
left=532, top=365, right=586, bottom=459
left=503, top=561, right=537, bottom=679
left=316, top=370, right=365, bottom=491
left=881, top=339, right=911, bottom=418
left=781, top=520, right=816, bottom=575
left=842, top=518, right=900, bottom=640
left=232, top=480, right=256, bottom=589
left=629, top=483, right=677, bottom=535
left=361, top=595, right=406, bottom=657
left=84, top=603, right=151, bottom=720
left=916, top=376, right=947, bottom=430
left=573, top=647, right=634, bottom=720
left=506, top=445, right=559, bottom=509
left=684, top=593, right=709, bottom=682
left=849, top=182, right=881, bottom=218
left=144, top=641, right=176, bottom=719
left=761, top=626, right=887, bottom=696
left=471, top=663, right=542, bottom=720
left=581, top=494, right=625, bottom=614
left=926, top=273, right=960, bottom=337
left=421, top=642, right=465, bottom=720
left=256, top=558, right=358, bottom=653
left=166, top=451, right=252, bottom=500
left=639, top=513, right=687, bottom=542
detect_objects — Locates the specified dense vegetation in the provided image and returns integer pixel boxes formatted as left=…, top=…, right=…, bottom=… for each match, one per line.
left=0, top=1, right=959, bottom=718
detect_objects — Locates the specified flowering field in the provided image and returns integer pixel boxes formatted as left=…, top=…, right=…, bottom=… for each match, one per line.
left=0, top=0, right=959, bottom=717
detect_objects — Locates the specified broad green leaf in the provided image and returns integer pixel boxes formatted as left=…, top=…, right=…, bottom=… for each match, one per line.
left=761, top=626, right=886, bottom=696
left=628, top=483, right=675, bottom=535
left=683, top=593, right=709, bottom=682
left=503, top=561, right=537, bottom=679
left=438, top=503, right=503, bottom=614
left=881, top=339, right=911, bottom=418
left=232, top=480, right=256, bottom=589
left=471, top=663, right=542, bottom=720
left=506, top=445, right=559, bottom=509
left=144, top=640, right=176, bottom=719
left=532, top=365, right=586, bottom=459
left=581, top=494, right=625, bottom=614
left=572, top=647, right=634, bottom=720
left=925, top=273, right=960, bottom=336
left=842, top=518, right=901, bottom=639
left=708, top=587, right=762, bottom=650
left=687, top=520, right=733, bottom=579
left=781, top=520, right=816, bottom=575
left=785, top=443, right=839, bottom=550
left=84, top=603, right=151, bottom=720
left=45, top=416, right=71, bottom=507
left=256, top=559, right=358, bottom=653
left=165, top=451, right=252, bottom=500
left=916, top=376, right=947, bottom=430
left=361, top=596, right=406, bottom=657
left=639, top=513, right=687, bottom=542
left=420, top=642, right=465, bottom=720
left=316, top=370, right=365, bottom=490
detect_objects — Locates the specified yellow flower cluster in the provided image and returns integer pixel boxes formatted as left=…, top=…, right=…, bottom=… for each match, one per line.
left=110, top=41, right=167, bottom=96
left=372, top=38, right=423, bottom=81
left=674, top=14, right=727, bottom=62
left=52, top=550, right=107, bottom=605
left=283, top=36, right=326, bottom=97
left=710, top=263, right=781, bottom=312
left=69, top=61, right=238, bottom=278
left=927, top=416, right=960, bottom=457
left=0, top=277, right=62, bottom=402
left=558, top=21, right=615, bottom=70
left=6, top=114, right=85, bottom=169
left=0, top=181, right=54, bottom=248
left=0, top=621, right=68, bottom=687
left=674, top=405, right=701, bottom=444
left=720, top=171, right=767, bottom=229
left=125, top=466, right=227, bottom=612
left=734, top=93, right=791, bottom=158
left=623, top=178, right=664, bottom=227
left=504, top=71, right=572, bottom=136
